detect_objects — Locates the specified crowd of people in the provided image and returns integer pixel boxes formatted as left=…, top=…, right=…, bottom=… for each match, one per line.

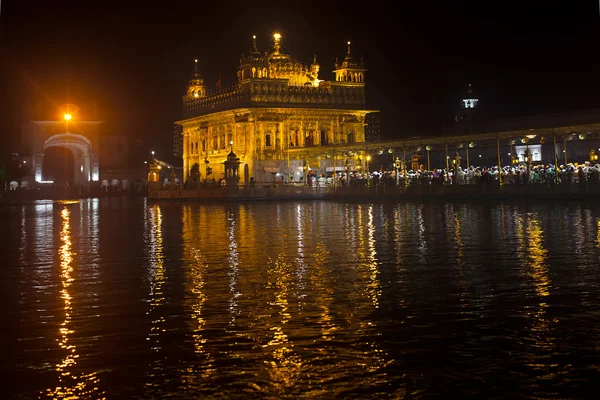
left=305, top=162, right=600, bottom=187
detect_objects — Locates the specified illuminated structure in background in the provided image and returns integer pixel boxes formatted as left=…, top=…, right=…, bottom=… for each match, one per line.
left=19, top=105, right=142, bottom=192
left=454, top=83, right=479, bottom=134
left=20, top=113, right=101, bottom=187
left=176, top=34, right=378, bottom=184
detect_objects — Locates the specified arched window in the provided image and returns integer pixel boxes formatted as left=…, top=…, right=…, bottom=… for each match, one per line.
left=201, top=139, right=206, bottom=151
left=265, top=134, right=272, bottom=147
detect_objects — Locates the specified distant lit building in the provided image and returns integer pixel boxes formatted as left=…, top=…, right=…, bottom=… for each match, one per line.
left=175, top=34, right=378, bottom=184
left=20, top=120, right=102, bottom=185
left=454, top=83, right=479, bottom=133
left=19, top=119, right=143, bottom=191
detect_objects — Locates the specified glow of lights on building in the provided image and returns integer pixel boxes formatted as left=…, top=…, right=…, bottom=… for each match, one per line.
left=462, top=98, right=478, bottom=108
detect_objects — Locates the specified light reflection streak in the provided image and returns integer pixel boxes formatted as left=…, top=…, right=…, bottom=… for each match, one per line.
left=264, top=254, right=303, bottom=388
left=416, top=205, right=427, bottom=262
left=308, top=243, right=337, bottom=340
left=345, top=205, right=358, bottom=266
left=597, top=217, right=600, bottom=249
left=516, top=214, right=554, bottom=356
left=227, top=210, right=241, bottom=322
left=19, top=206, right=26, bottom=265
left=43, top=207, right=104, bottom=399
left=180, top=206, right=215, bottom=388
left=453, top=210, right=469, bottom=310
left=145, top=204, right=167, bottom=388
left=365, top=205, right=381, bottom=308
left=352, top=206, right=388, bottom=373
left=393, top=207, right=406, bottom=287
left=295, top=204, right=306, bottom=291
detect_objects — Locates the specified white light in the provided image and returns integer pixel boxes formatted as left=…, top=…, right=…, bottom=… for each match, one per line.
left=479, top=155, right=482, bottom=157
left=463, top=98, right=478, bottom=108
left=39, top=180, right=54, bottom=184
left=22, top=160, right=26, bottom=164
left=80, top=166, right=84, bottom=173
left=144, top=161, right=147, bottom=164
left=151, top=150, right=155, bottom=155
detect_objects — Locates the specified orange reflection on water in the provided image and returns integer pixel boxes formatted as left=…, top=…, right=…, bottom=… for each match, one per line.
left=264, top=254, right=303, bottom=388
left=147, top=204, right=165, bottom=339
left=179, top=206, right=216, bottom=389
left=525, top=217, right=550, bottom=299
left=516, top=214, right=554, bottom=351
left=453, top=211, right=469, bottom=310
left=307, top=243, right=337, bottom=340
left=597, top=218, right=600, bottom=249
left=43, top=207, right=104, bottom=399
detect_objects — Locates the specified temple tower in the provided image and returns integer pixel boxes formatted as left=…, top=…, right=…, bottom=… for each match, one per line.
left=454, top=83, right=479, bottom=133
left=185, top=58, right=206, bottom=100
left=333, top=41, right=366, bottom=83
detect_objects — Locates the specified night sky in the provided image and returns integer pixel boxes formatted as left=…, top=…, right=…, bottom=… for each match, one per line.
left=1, top=0, right=599, bottom=163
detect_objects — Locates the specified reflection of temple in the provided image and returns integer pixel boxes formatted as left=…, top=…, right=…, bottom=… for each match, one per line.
left=176, top=34, right=378, bottom=184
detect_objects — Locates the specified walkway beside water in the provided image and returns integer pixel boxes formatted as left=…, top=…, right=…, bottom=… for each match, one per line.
left=148, top=181, right=600, bottom=203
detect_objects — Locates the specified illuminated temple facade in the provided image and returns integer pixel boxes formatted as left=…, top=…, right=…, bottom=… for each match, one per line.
left=175, top=34, right=377, bottom=184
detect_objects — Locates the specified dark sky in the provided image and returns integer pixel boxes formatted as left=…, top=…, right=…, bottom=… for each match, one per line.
left=1, top=0, right=600, bottom=163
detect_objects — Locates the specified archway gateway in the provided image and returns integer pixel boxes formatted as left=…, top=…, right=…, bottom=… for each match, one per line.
left=20, top=121, right=101, bottom=191
left=42, top=133, right=95, bottom=187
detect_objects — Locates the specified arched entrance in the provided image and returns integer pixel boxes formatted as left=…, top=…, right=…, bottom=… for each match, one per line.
left=43, top=147, right=75, bottom=184
left=20, top=120, right=101, bottom=192
left=39, top=133, right=98, bottom=190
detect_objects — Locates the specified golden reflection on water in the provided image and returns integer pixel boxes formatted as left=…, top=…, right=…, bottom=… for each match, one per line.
left=365, top=206, right=381, bottom=308
left=145, top=203, right=167, bottom=389
left=516, top=214, right=555, bottom=356
left=416, top=205, right=427, bottom=262
left=43, top=207, right=104, bottom=399
left=180, top=206, right=215, bottom=388
left=307, top=243, right=337, bottom=340
left=597, top=218, right=600, bottom=249
left=227, top=209, right=241, bottom=322
left=265, top=254, right=303, bottom=388
left=352, top=206, right=389, bottom=373
left=453, top=210, right=469, bottom=310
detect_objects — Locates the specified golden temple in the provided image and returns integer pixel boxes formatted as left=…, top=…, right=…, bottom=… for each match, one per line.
left=175, top=33, right=377, bottom=184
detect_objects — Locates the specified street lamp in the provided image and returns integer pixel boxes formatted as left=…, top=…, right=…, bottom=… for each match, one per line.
left=63, top=112, right=72, bottom=133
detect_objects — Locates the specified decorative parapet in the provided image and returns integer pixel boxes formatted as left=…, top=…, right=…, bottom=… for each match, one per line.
left=184, top=79, right=366, bottom=118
